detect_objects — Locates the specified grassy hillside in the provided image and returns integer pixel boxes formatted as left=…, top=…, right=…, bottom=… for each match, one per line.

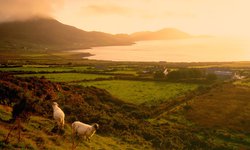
left=152, top=83, right=250, bottom=149
left=186, top=84, right=250, bottom=133
left=0, top=105, right=144, bottom=150
left=0, top=74, right=222, bottom=149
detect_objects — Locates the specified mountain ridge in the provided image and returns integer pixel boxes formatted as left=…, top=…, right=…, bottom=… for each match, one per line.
left=131, top=28, right=191, bottom=41
left=0, top=17, right=193, bottom=53
left=0, top=17, right=133, bottom=52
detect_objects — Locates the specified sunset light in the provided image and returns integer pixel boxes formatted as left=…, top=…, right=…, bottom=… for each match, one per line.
left=1, top=1, right=250, bottom=149
left=54, top=0, right=250, bottom=37
left=1, top=0, right=250, bottom=37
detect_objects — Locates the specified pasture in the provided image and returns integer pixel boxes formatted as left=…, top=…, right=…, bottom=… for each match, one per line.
left=16, top=73, right=113, bottom=82
left=77, top=80, right=198, bottom=105
left=0, top=65, right=91, bottom=73
left=109, top=70, right=138, bottom=76
left=234, top=79, right=250, bottom=87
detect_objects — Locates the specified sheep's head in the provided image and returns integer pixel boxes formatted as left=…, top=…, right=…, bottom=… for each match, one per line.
left=52, top=102, right=58, bottom=107
left=92, top=123, right=99, bottom=130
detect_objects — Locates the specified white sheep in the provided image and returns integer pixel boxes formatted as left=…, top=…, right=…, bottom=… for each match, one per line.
left=52, top=102, right=65, bottom=129
left=72, top=121, right=99, bottom=142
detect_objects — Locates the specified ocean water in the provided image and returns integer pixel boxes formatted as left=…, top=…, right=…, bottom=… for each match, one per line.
left=73, top=37, right=250, bottom=62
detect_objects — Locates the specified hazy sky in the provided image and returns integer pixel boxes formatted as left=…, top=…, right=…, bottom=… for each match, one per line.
left=1, top=0, right=250, bottom=37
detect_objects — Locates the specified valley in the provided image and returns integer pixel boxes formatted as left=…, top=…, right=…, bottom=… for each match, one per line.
left=0, top=59, right=250, bottom=149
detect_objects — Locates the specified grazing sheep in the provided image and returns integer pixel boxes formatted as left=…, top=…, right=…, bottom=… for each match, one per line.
left=52, top=102, right=65, bottom=129
left=72, top=121, right=99, bottom=141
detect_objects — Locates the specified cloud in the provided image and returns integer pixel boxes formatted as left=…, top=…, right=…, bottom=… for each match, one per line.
left=80, top=1, right=195, bottom=20
left=141, top=11, right=196, bottom=20
left=0, top=0, right=64, bottom=22
left=83, top=4, right=129, bottom=15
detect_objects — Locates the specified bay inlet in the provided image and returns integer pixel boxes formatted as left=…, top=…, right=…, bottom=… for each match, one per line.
left=72, top=37, right=250, bottom=62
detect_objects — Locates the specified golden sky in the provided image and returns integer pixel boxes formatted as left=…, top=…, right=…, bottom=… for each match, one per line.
left=54, top=0, right=250, bottom=37
left=1, top=0, right=250, bottom=37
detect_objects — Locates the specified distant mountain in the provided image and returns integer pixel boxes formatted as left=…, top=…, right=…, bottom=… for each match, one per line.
left=0, top=17, right=133, bottom=52
left=131, top=28, right=191, bottom=41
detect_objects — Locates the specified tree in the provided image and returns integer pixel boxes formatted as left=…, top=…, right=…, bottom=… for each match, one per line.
left=206, top=73, right=217, bottom=82
left=154, top=70, right=165, bottom=80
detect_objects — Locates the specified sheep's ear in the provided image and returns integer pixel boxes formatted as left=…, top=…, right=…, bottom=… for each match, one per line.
left=94, top=123, right=99, bottom=129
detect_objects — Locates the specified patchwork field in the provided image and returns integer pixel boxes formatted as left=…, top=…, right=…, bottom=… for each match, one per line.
left=1, top=61, right=250, bottom=149
left=77, top=80, right=199, bottom=105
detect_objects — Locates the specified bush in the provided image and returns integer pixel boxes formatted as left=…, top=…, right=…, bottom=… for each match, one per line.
left=154, top=71, right=165, bottom=80
left=206, top=73, right=217, bottom=82
left=167, top=68, right=205, bottom=81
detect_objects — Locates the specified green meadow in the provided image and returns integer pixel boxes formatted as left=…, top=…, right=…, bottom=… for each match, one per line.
left=77, top=80, right=198, bottom=105
left=0, top=66, right=91, bottom=73
left=108, top=70, right=138, bottom=75
left=234, top=79, right=250, bottom=86
left=16, top=73, right=113, bottom=82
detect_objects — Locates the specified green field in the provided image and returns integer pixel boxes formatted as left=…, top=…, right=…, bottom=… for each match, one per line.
left=77, top=80, right=198, bottom=104
left=109, top=70, right=138, bottom=75
left=234, top=79, right=250, bottom=86
left=0, top=66, right=92, bottom=73
left=16, top=73, right=113, bottom=82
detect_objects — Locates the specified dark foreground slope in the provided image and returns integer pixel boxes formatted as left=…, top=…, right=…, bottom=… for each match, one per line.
left=0, top=17, right=133, bottom=52
left=186, top=83, right=250, bottom=136
left=0, top=74, right=224, bottom=149
left=153, top=82, right=250, bottom=150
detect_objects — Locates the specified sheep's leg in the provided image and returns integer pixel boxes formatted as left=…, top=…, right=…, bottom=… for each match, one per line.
left=53, top=121, right=60, bottom=133
left=59, top=123, right=65, bottom=135
left=56, top=123, right=59, bottom=131
left=4, top=123, right=17, bottom=143
left=87, top=137, right=91, bottom=142
left=61, top=119, right=64, bottom=129
left=58, top=120, right=62, bottom=130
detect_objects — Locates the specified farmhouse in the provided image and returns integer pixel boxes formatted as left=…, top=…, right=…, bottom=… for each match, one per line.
left=233, top=73, right=245, bottom=80
left=163, top=68, right=169, bottom=76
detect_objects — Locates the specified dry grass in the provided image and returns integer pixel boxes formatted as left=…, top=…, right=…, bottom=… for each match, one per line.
left=186, top=84, right=250, bottom=133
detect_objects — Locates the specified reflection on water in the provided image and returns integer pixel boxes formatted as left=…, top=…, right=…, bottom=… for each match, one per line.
left=73, top=37, right=250, bottom=62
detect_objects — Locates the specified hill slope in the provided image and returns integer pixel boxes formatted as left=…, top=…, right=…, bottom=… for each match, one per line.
left=131, top=28, right=191, bottom=41
left=0, top=17, right=133, bottom=52
left=0, top=74, right=218, bottom=149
